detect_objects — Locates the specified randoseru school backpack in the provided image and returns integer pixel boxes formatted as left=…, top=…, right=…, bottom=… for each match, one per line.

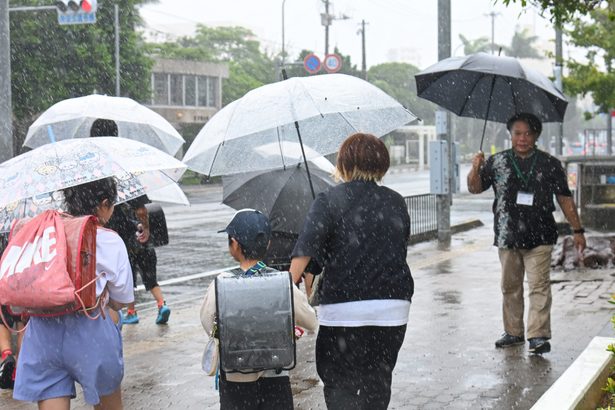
left=0, top=210, right=98, bottom=317
left=215, top=268, right=296, bottom=373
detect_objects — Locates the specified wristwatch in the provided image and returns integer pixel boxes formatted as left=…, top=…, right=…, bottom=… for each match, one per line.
left=573, top=228, right=585, bottom=234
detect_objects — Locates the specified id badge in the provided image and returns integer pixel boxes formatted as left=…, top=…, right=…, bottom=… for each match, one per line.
left=516, top=191, right=534, bottom=206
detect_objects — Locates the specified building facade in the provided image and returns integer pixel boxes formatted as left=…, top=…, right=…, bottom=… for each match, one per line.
left=147, top=58, right=229, bottom=126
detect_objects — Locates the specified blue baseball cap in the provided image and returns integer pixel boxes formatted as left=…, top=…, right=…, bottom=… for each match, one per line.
left=218, top=209, right=271, bottom=250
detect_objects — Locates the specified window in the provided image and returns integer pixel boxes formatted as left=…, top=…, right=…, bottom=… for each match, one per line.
left=185, top=75, right=196, bottom=106
left=197, top=76, right=208, bottom=106
left=207, top=77, right=218, bottom=107
left=170, top=74, right=183, bottom=106
left=153, top=73, right=168, bottom=105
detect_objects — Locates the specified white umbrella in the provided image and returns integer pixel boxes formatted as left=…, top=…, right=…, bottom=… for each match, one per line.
left=0, top=138, right=187, bottom=232
left=24, top=94, right=185, bottom=155
left=182, top=73, right=417, bottom=177
left=147, top=183, right=190, bottom=206
left=253, top=141, right=335, bottom=174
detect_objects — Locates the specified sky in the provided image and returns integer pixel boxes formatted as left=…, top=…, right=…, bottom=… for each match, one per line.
left=138, top=0, right=560, bottom=73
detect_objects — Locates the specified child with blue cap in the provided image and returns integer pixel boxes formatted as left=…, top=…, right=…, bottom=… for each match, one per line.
left=200, top=209, right=317, bottom=409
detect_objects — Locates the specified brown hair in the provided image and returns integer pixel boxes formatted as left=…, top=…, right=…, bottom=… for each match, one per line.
left=335, top=133, right=390, bottom=182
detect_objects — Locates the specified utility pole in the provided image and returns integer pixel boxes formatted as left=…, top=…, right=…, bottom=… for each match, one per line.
left=323, top=0, right=330, bottom=55
left=437, top=0, right=452, bottom=243
left=485, top=11, right=500, bottom=55
left=321, top=0, right=349, bottom=57
left=0, top=1, right=12, bottom=162
left=358, top=19, right=367, bottom=80
left=554, top=25, right=564, bottom=156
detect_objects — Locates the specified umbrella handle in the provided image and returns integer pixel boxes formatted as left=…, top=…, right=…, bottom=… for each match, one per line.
left=47, top=125, right=57, bottom=143
left=293, top=121, right=316, bottom=200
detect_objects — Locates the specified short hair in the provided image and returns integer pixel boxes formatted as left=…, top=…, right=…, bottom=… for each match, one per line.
left=506, top=113, right=542, bottom=138
left=90, top=119, right=118, bottom=137
left=63, top=177, right=117, bottom=217
left=335, top=133, right=390, bottom=182
left=230, top=234, right=269, bottom=260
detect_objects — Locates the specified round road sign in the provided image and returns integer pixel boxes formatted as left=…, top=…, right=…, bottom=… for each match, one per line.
left=323, top=54, right=342, bottom=73
left=303, top=53, right=321, bottom=74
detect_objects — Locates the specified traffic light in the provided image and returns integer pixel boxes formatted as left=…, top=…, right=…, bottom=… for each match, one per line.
left=81, top=0, right=93, bottom=12
left=55, top=0, right=98, bottom=25
left=55, top=0, right=94, bottom=13
left=55, top=1, right=69, bottom=12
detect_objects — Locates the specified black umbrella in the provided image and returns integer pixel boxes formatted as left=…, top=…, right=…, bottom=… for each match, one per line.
left=222, top=162, right=336, bottom=236
left=415, top=52, right=568, bottom=151
left=222, top=162, right=336, bottom=269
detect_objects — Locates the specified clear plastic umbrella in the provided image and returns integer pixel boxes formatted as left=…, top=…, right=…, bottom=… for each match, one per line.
left=24, top=94, right=185, bottom=155
left=0, top=138, right=187, bottom=232
left=183, top=73, right=417, bottom=177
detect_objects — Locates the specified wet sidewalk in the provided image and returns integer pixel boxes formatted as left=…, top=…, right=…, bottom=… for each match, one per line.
left=1, top=221, right=614, bottom=409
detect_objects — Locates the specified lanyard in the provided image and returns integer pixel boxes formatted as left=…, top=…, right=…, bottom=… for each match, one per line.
left=508, top=150, right=538, bottom=188
left=244, top=261, right=267, bottom=277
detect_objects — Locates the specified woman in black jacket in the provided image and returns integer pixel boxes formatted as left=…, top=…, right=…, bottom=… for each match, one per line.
left=290, top=133, right=414, bottom=409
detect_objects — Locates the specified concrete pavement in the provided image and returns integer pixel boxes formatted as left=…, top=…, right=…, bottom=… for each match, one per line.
left=1, top=188, right=614, bottom=409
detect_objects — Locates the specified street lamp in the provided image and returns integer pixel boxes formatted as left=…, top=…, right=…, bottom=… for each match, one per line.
left=281, top=0, right=286, bottom=66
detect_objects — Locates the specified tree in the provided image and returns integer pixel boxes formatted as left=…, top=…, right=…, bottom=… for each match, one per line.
left=9, top=0, right=152, bottom=151
left=148, top=25, right=277, bottom=105
left=367, top=62, right=435, bottom=124
left=504, top=27, right=544, bottom=59
left=496, top=0, right=614, bottom=23
left=564, top=8, right=615, bottom=117
left=458, top=34, right=491, bottom=55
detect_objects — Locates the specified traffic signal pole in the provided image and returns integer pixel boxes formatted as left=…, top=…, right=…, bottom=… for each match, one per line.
left=115, top=4, right=120, bottom=96
left=0, top=1, right=12, bottom=162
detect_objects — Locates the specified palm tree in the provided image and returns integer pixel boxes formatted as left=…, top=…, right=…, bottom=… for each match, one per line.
left=504, top=27, right=544, bottom=59
left=458, top=34, right=492, bottom=55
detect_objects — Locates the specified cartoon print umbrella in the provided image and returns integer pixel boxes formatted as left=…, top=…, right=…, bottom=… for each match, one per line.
left=0, top=137, right=187, bottom=232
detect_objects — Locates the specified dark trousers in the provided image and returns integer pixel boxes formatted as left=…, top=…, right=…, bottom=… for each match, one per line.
left=316, top=325, right=407, bottom=410
left=219, top=374, right=293, bottom=410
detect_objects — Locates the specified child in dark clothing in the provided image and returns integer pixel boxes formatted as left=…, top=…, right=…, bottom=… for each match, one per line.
left=200, top=209, right=317, bottom=410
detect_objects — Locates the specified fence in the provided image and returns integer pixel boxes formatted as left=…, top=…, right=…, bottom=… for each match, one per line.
left=404, top=193, right=438, bottom=244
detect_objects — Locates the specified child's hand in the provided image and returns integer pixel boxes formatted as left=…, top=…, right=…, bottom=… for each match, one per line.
left=294, top=326, right=305, bottom=340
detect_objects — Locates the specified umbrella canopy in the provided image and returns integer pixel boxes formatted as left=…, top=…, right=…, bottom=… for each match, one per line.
left=24, top=94, right=185, bottom=155
left=0, top=137, right=187, bottom=232
left=222, top=162, right=336, bottom=236
left=183, top=73, right=417, bottom=176
left=146, top=183, right=190, bottom=206
left=415, top=52, right=568, bottom=124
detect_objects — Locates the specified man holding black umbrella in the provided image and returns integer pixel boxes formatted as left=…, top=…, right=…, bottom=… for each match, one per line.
left=467, top=112, right=586, bottom=355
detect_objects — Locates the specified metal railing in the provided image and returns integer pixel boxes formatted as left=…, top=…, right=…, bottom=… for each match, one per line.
left=404, top=193, right=438, bottom=244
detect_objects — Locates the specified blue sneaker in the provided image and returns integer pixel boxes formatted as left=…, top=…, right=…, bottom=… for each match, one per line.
left=123, top=311, right=139, bottom=325
left=156, top=304, right=171, bottom=325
